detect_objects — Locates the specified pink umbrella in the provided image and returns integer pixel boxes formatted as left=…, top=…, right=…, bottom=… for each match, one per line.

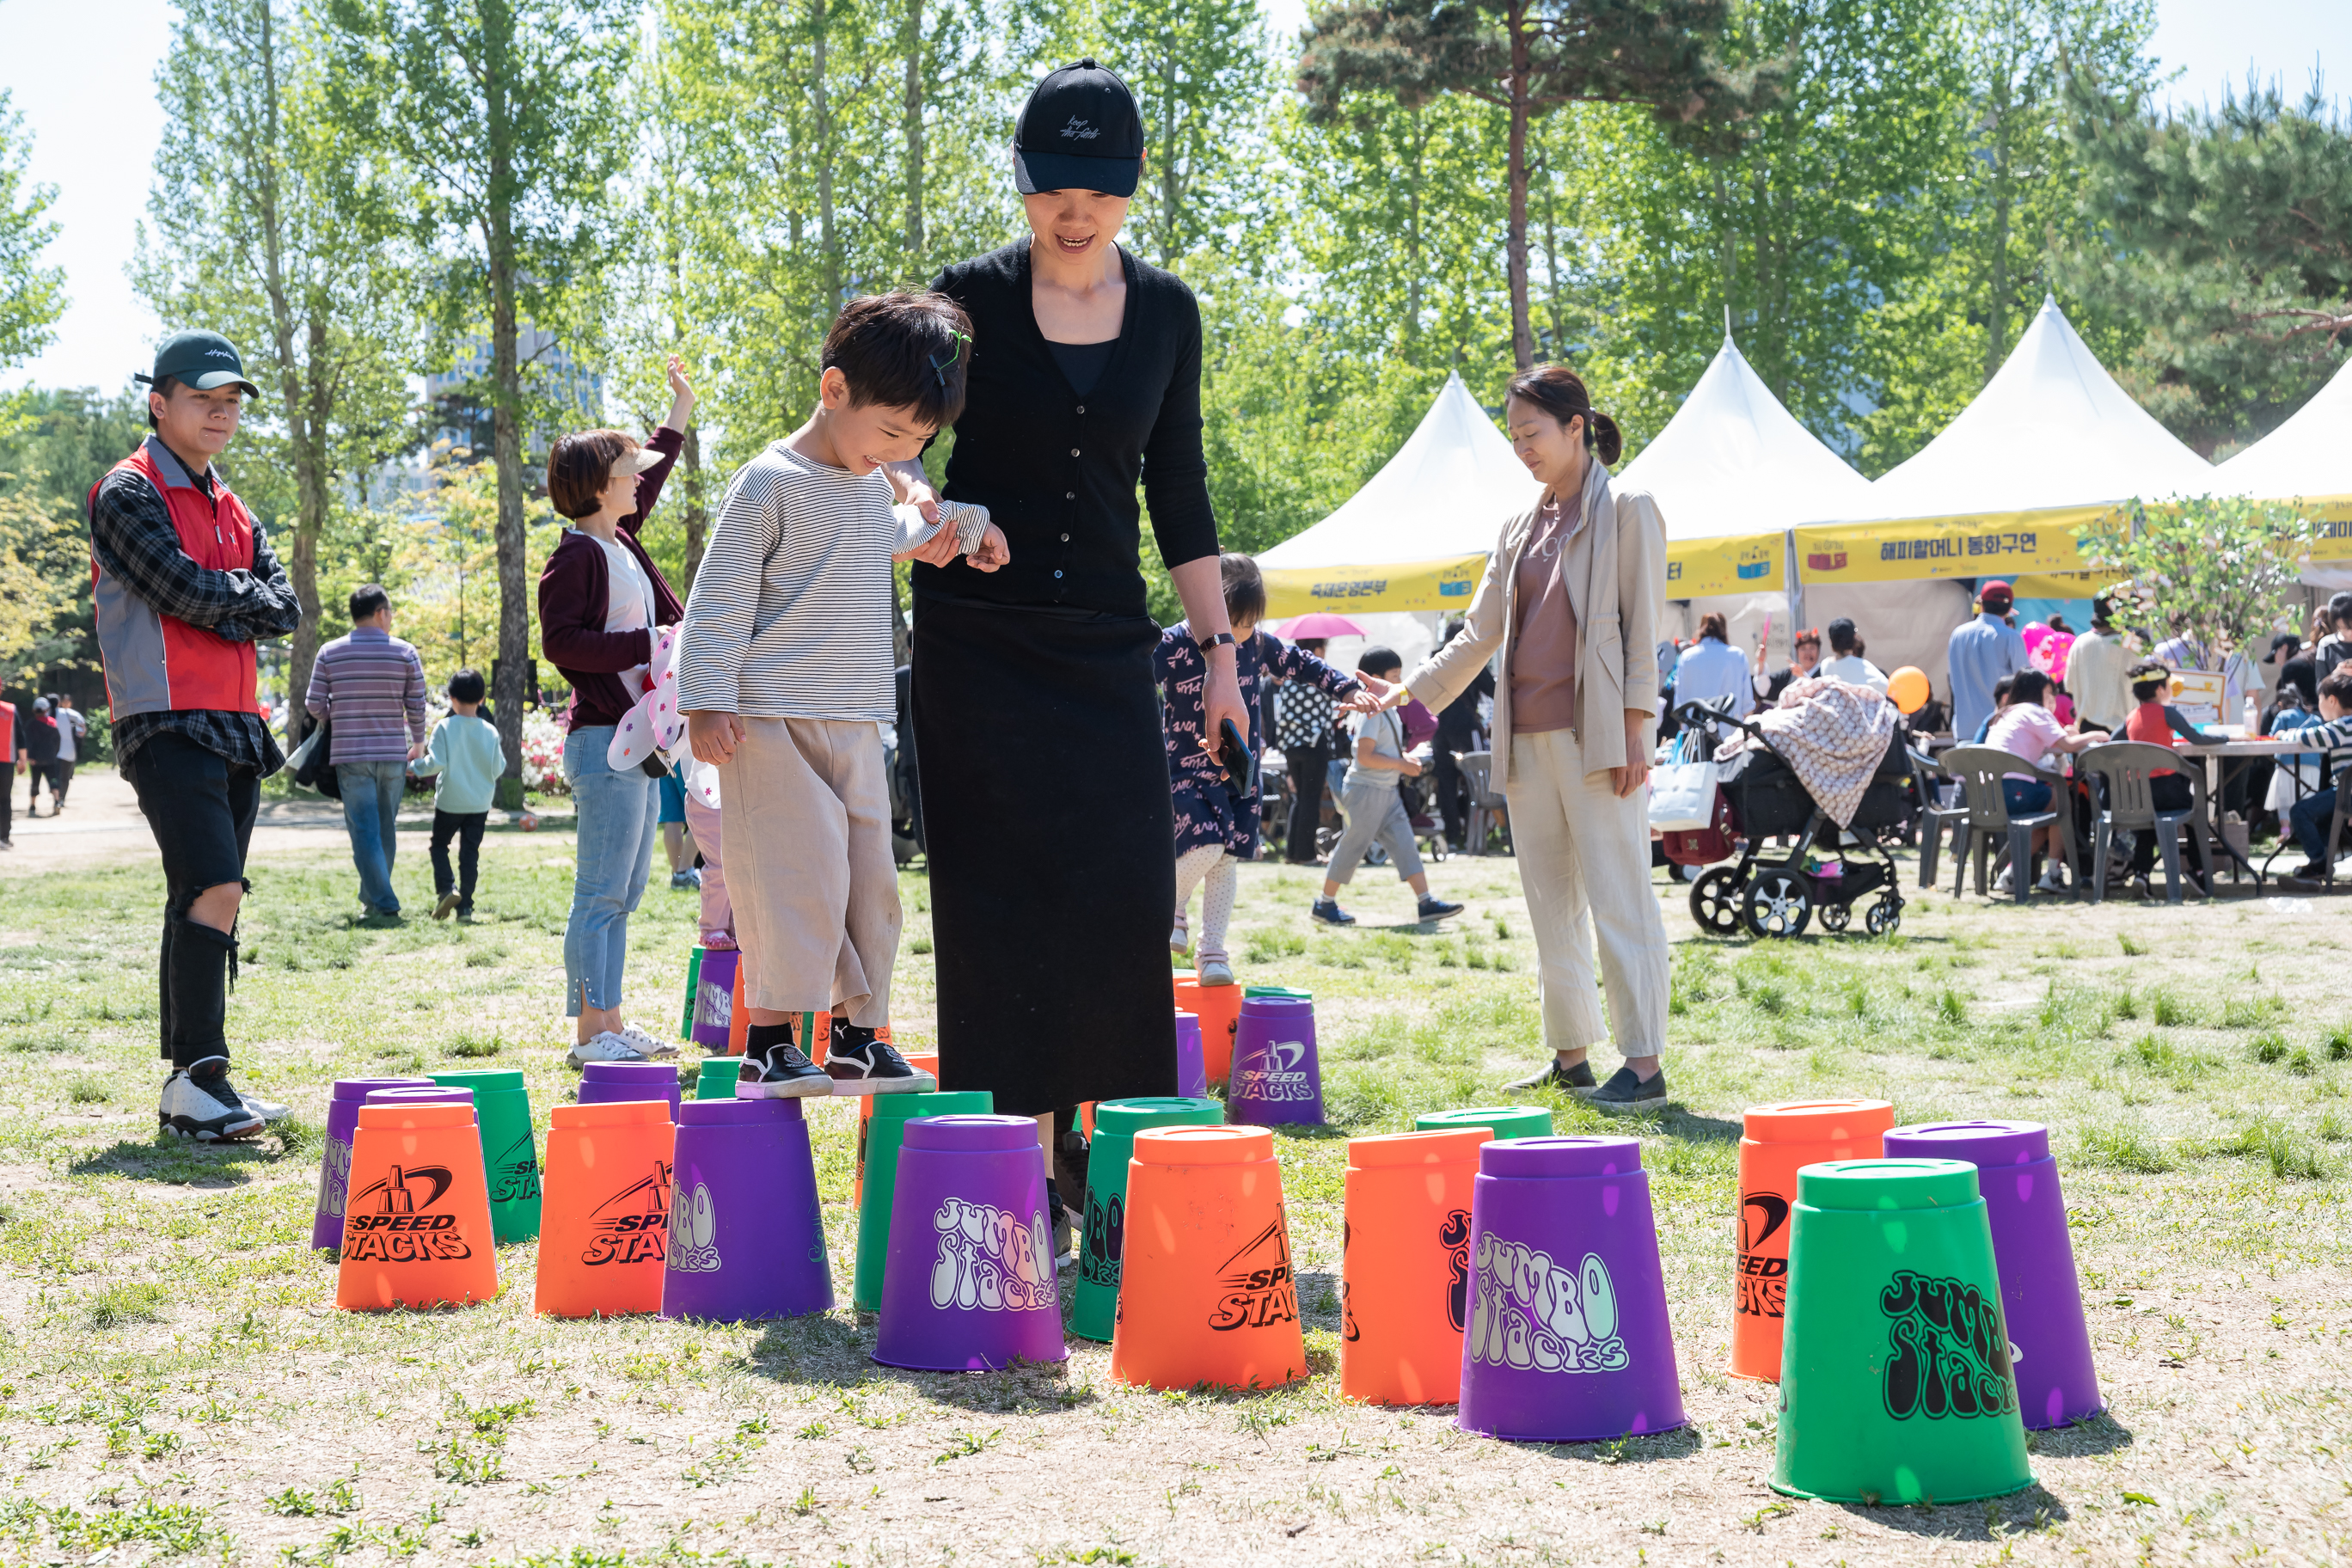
left=1274, top=612, right=1366, bottom=640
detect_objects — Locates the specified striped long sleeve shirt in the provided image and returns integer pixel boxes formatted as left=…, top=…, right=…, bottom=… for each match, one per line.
left=305, top=626, right=427, bottom=763
left=676, top=441, right=981, bottom=724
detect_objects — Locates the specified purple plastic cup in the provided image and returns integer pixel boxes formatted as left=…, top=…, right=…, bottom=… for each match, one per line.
left=1173, top=1011, right=1207, bottom=1100
left=691, top=947, right=739, bottom=1053
left=662, top=1097, right=831, bottom=1321
left=1884, top=1120, right=2103, bottom=1429
left=579, top=1062, right=683, bottom=1118
left=873, top=1115, right=1066, bottom=1372
left=1228, top=996, right=1323, bottom=1126
left=314, top=1078, right=435, bottom=1248
left=1458, top=1136, right=1687, bottom=1443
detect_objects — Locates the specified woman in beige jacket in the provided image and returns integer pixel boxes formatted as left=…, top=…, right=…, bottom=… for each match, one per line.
left=1395, top=365, right=1672, bottom=1111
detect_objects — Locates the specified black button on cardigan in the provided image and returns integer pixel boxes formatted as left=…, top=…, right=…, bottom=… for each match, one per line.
left=918, top=242, right=1221, bottom=617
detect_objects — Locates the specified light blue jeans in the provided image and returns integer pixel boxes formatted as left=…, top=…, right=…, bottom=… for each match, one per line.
left=336, top=759, right=408, bottom=915
left=563, top=725, right=656, bottom=1016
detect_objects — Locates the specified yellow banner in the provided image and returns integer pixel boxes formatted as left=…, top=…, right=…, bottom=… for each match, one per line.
left=1261, top=554, right=1487, bottom=616
left=2010, top=571, right=2112, bottom=600
left=1665, top=532, right=1784, bottom=597
left=2302, top=498, right=2352, bottom=560
left=1792, top=505, right=2116, bottom=585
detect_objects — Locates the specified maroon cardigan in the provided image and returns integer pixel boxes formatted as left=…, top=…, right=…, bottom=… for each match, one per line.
left=536, top=426, right=687, bottom=731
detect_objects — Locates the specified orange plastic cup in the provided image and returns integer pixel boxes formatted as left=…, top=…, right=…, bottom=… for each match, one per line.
left=853, top=1051, right=940, bottom=1207
left=534, top=1101, right=677, bottom=1318
left=1110, top=1125, right=1307, bottom=1392
left=723, top=958, right=749, bottom=1057
left=1341, top=1128, right=1489, bottom=1405
left=1731, top=1099, right=1895, bottom=1380
left=336, top=1102, right=500, bottom=1309
left=1173, top=978, right=1242, bottom=1087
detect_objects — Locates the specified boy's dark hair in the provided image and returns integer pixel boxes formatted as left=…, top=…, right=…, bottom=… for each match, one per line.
left=144, top=374, right=185, bottom=432
left=1357, top=645, right=1403, bottom=678
left=2091, top=595, right=2115, bottom=629
left=2128, top=660, right=2171, bottom=704
left=2330, top=591, right=2352, bottom=628
left=1219, top=552, right=1266, bottom=629
left=449, top=668, right=486, bottom=704
left=2279, top=665, right=2318, bottom=709
left=1990, top=674, right=2015, bottom=707
left=823, top=291, right=975, bottom=430
left=546, top=429, right=640, bottom=520
left=2009, top=670, right=2051, bottom=707
left=349, top=583, right=390, bottom=622
left=2321, top=668, right=2352, bottom=707
left=1827, top=616, right=1859, bottom=654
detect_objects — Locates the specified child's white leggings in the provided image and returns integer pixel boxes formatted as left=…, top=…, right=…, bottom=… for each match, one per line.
left=1173, top=845, right=1238, bottom=963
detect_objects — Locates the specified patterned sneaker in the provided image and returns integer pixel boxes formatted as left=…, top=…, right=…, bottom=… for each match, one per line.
left=824, top=1024, right=936, bottom=1094
left=159, top=1069, right=265, bottom=1142
left=567, top=1032, right=650, bottom=1067
left=738, top=1037, right=833, bottom=1099
left=616, top=1021, right=680, bottom=1059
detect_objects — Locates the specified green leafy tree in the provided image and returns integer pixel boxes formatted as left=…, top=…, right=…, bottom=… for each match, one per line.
left=139, top=0, right=420, bottom=745
left=1297, top=0, right=1770, bottom=369
left=328, top=0, right=640, bottom=798
left=2080, top=496, right=2312, bottom=664
left=2066, top=77, right=2352, bottom=455
left=0, top=389, right=147, bottom=685
left=1096, top=0, right=1272, bottom=269
left=0, top=93, right=63, bottom=371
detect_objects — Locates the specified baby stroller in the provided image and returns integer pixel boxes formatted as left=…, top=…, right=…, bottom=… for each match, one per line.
left=1668, top=701, right=1913, bottom=939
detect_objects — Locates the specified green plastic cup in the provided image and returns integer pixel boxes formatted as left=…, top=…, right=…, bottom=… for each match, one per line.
left=1772, top=1158, right=2033, bottom=1504
left=1069, top=1096, right=1226, bottom=1342
left=678, top=948, right=703, bottom=1039
left=1244, top=985, right=1313, bottom=1001
left=853, top=1089, right=993, bottom=1310
left=694, top=1057, right=739, bottom=1100
left=1416, top=1105, right=1553, bottom=1142
left=427, top=1069, right=540, bottom=1243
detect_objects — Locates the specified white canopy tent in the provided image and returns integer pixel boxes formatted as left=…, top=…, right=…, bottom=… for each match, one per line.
left=2215, top=357, right=2352, bottom=590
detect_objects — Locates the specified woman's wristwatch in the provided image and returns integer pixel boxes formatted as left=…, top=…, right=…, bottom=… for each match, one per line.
left=1202, top=631, right=1238, bottom=654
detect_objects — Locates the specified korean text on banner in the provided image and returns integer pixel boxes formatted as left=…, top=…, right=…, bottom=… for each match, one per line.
left=1666, top=533, right=1784, bottom=597
left=2306, top=503, right=2352, bottom=562
left=1792, top=506, right=2113, bottom=585
left=1261, top=554, right=1487, bottom=617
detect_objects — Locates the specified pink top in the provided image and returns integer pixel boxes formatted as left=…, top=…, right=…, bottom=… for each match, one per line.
left=1510, top=500, right=1580, bottom=736
left=1986, top=702, right=2067, bottom=780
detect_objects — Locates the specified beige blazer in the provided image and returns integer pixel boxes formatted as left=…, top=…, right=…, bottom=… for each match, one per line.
left=1406, top=457, right=1667, bottom=785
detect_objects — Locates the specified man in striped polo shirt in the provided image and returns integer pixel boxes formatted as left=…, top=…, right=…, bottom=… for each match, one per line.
left=305, top=583, right=428, bottom=922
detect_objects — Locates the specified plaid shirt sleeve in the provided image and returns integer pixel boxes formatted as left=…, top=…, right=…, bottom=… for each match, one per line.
left=89, top=469, right=303, bottom=642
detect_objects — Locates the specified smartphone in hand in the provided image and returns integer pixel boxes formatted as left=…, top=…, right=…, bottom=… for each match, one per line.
left=1217, top=716, right=1253, bottom=787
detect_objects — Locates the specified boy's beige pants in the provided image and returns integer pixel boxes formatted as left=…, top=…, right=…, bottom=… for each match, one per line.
left=1504, top=728, right=1670, bottom=1057
left=718, top=717, right=901, bottom=1027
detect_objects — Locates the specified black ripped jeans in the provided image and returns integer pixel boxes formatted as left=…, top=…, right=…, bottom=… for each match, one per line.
left=126, top=732, right=260, bottom=1070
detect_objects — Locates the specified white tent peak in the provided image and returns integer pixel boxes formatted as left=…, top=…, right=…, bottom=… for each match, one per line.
left=1857, top=295, right=2214, bottom=521
left=1614, top=331, right=1876, bottom=538
left=1257, top=370, right=1540, bottom=570
left=2216, top=354, right=2352, bottom=502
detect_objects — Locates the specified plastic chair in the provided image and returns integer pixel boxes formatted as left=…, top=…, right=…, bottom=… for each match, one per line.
left=2074, top=742, right=2209, bottom=904
left=2318, top=757, right=2352, bottom=888
left=1909, top=748, right=1969, bottom=891
left=1938, top=745, right=2079, bottom=903
left=1456, top=750, right=1510, bottom=856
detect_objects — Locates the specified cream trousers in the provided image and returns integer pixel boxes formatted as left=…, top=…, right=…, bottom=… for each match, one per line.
left=1504, top=729, right=1670, bottom=1057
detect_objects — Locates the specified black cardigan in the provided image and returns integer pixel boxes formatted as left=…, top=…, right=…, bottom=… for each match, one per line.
left=917, top=242, right=1220, bottom=617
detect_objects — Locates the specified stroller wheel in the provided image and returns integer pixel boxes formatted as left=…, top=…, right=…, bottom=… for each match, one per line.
left=1819, top=900, right=1852, bottom=933
left=1865, top=897, right=1902, bottom=936
left=1743, top=871, right=1812, bottom=939
left=1688, top=867, right=1745, bottom=936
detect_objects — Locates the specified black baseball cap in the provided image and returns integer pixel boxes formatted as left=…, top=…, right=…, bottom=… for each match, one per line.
left=138, top=330, right=260, bottom=397
left=1013, top=59, right=1143, bottom=198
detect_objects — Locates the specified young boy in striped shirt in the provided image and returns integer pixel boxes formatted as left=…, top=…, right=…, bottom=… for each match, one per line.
left=677, top=293, right=1006, bottom=1098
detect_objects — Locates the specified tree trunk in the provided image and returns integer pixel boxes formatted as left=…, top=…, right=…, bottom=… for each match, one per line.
left=903, top=0, right=924, bottom=265
left=1539, top=144, right=1564, bottom=361
left=1504, top=0, right=1534, bottom=371
left=1983, top=51, right=2016, bottom=381
left=665, top=224, right=706, bottom=591
left=1159, top=49, right=1181, bottom=267
left=486, top=0, right=527, bottom=798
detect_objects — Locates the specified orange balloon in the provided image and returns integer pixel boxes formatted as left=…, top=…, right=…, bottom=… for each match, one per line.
left=337, top=1102, right=501, bottom=1310
left=1341, top=1128, right=1490, bottom=1406
left=1729, top=1099, right=1893, bottom=1381
left=534, top=1101, right=676, bottom=1318
left=1887, top=666, right=1930, bottom=715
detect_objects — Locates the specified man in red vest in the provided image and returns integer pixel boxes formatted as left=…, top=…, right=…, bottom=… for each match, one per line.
left=90, top=330, right=303, bottom=1140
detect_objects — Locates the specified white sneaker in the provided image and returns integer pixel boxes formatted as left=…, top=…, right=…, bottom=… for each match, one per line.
left=1197, top=957, right=1234, bottom=986
left=2036, top=868, right=2066, bottom=892
left=1993, top=867, right=2016, bottom=895
left=158, top=1070, right=265, bottom=1141
left=567, top=1032, right=649, bottom=1066
left=236, top=1086, right=291, bottom=1123
left=1168, top=921, right=1190, bottom=956
left=616, top=1022, right=679, bottom=1059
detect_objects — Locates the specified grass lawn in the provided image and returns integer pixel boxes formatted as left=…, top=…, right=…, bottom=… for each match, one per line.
left=0, top=830, right=2346, bottom=1567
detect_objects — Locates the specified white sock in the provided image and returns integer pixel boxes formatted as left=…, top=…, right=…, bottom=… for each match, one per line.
left=1173, top=844, right=1222, bottom=935
left=1197, top=856, right=1238, bottom=964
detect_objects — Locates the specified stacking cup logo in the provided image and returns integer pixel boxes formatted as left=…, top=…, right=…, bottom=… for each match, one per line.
left=1467, top=1233, right=1627, bottom=1374
left=317, top=1139, right=353, bottom=1219
left=1880, top=1270, right=2017, bottom=1420
left=1080, top=1189, right=1124, bottom=1289
left=492, top=1130, right=542, bottom=1204
left=929, top=1197, right=1054, bottom=1312
left=670, top=1182, right=721, bottom=1273
left=1736, top=1192, right=1791, bottom=1319
left=1209, top=1217, right=1298, bottom=1332
left=583, top=1163, right=672, bottom=1267
left=344, top=1166, right=472, bottom=1262
left=1442, top=1210, right=1473, bottom=1332
left=1230, top=1038, right=1315, bottom=1104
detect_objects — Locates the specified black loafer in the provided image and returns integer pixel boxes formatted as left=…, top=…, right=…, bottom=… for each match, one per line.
left=1587, top=1066, right=1669, bottom=1112
left=1504, top=1058, right=1598, bottom=1094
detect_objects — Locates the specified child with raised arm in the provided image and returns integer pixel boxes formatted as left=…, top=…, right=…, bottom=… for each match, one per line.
left=677, top=292, right=1006, bottom=1098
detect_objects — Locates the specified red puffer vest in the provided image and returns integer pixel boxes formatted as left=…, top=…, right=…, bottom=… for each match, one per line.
left=89, top=438, right=260, bottom=719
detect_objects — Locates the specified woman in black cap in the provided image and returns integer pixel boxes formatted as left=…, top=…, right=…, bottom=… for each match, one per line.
left=890, top=60, right=1248, bottom=1251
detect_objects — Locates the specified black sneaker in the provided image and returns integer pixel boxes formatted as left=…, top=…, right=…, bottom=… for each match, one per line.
left=160, top=1069, right=265, bottom=1141
left=1504, top=1057, right=1598, bottom=1094
left=1054, top=1128, right=1091, bottom=1202
left=1587, top=1067, right=1669, bottom=1113
left=823, top=1024, right=935, bottom=1094
left=737, top=1039, right=834, bottom=1099
left=1417, top=896, right=1465, bottom=922
left=433, top=891, right=461, bottom=921
left=1311, top=898, right=1356, bottom=927
left=1044, top=1180, right=1075, bottom=1267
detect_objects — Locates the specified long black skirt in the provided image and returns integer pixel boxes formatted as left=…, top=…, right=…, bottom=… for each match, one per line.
left=910, top=596, right=1179, bottom=1116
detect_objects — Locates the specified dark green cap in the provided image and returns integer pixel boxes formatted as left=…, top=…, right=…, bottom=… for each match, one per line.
left=139, top=330, right=260, bottom=397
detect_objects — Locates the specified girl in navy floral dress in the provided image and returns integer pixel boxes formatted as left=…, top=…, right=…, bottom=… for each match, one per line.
left=1155, top=554, right=1386, bottom=983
